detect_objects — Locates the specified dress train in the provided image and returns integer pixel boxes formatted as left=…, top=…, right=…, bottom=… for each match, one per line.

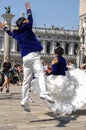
left=31, top=68, right=86, bottom=116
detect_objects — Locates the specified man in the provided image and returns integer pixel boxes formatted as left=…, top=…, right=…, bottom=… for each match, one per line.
left=0, top=2, right=54, bottom=112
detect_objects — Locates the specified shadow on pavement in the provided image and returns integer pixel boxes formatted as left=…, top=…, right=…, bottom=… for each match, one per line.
left=47, top=109, right=86, bottom=127
left=46, top=112, right=78, bottom=127
left=72, top=109, right=86, bottom=116
left=0, top=92, right=21, bottom=100
left=30, top=109, right=86, bottom=127
left=30, top=111, right=78, bottom=127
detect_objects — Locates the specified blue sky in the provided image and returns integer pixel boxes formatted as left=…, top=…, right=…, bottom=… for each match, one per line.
left=0, top=0, right=80, bottom=30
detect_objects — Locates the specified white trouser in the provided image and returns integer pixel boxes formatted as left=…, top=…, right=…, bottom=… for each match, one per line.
left=22, top=52, right=48, bottom=104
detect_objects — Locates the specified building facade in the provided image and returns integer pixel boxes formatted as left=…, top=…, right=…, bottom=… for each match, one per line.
left=78, top=0, right=86, bottom=65
left=1, top=1, right=85, bottom=67
left=0, top=25, right=79, bottom=67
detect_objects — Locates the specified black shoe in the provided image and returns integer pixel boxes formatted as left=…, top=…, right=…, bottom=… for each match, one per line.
left=6, top=89, right=9, bottom=93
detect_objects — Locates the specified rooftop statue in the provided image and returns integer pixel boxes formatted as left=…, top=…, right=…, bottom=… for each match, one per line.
left=4, top=6, right=11, bottom=14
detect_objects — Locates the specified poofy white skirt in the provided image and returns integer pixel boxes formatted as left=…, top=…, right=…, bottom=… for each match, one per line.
left=31, top=68, right=86, bottom=116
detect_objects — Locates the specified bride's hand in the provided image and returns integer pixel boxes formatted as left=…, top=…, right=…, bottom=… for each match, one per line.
left=51, top=58, right=58, bottom=64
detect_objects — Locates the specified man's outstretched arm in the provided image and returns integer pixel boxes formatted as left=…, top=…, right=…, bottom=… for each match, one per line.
left=25, top=2, right=33, bottom=28
left=0, top=22, right=13, bottom=36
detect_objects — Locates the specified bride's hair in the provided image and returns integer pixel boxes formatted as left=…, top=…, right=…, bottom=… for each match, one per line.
left=54, top=46, right=64, bottom=55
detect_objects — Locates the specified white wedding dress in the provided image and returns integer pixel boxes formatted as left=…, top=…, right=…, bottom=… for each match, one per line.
left=31, top=67, right=86, bottom=116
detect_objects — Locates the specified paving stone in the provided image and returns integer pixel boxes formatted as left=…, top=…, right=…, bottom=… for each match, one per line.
left=0, top=84, right=86, bottom=130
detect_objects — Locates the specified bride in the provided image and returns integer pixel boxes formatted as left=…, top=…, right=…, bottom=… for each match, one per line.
left=31, top=47, right=86, bottom=116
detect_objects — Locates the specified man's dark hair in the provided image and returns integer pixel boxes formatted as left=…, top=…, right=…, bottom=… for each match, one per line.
left=16, top=17, right=26, bottom=27
left=54, top=46, right=64, bottom=55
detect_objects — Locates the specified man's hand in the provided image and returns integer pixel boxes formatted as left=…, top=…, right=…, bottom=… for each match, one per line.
left=0, top=22, right=5, bottom=29
left=23, top=19, right=29, bottom=24
left=25, top=2, right=30, bottom=10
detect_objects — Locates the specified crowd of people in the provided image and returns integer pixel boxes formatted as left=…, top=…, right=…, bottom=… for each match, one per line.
left=0, top=2, right=86, bottom=116
left=0, top=57, right=23, bottom=93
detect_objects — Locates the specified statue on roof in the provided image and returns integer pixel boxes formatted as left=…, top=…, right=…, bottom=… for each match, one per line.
left=4, top=6, right=11, bottom=14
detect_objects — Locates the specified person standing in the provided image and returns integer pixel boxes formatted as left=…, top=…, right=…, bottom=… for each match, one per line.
left=0, top=2, right=54, bottom=111
left=1, top=56, right=11, bottom=93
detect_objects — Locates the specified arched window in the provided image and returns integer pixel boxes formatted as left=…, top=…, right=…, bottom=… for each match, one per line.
left=65, top=43, right=69, bottom=54
left=55, top=42, right=60, bottom=47
left=84, top=56, right=86, bottom=63
left=74, top=43, right=78, bottom=54
left=0, top=38, right=2, bottom=50
left=46, top=42, right=50, bottom=54
left=17, top=43, right=20, bottom=52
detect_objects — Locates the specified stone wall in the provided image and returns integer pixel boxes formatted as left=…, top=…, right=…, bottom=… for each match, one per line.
left=80, top=0, right=86, bottom=16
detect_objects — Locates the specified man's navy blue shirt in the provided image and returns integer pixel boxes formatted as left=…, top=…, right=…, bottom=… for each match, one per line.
left=3, top=9, right=43, bottom=57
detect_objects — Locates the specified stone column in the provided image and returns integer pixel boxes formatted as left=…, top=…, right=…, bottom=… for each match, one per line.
left=1, top=38, right=4, bottom=51
left=44, top=40, right=46, bottom=54
left=76, top=50, right=81, bottom=68
left=0, top=38, right=2, bottom=50
left=41, top=40, right=46, bottom=54
left=50, top=41, right=55, bottom=54
left=61, top=42, right=66, bottom=54
left=11, top=39, right=17, bottom=52
left=40, top=40, right=44, bottom=53
left=1, top=13, right=15, bottom=61
left=80, top=47, right=85, bottom=65
left=68, top=43, right=74, bottom=55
